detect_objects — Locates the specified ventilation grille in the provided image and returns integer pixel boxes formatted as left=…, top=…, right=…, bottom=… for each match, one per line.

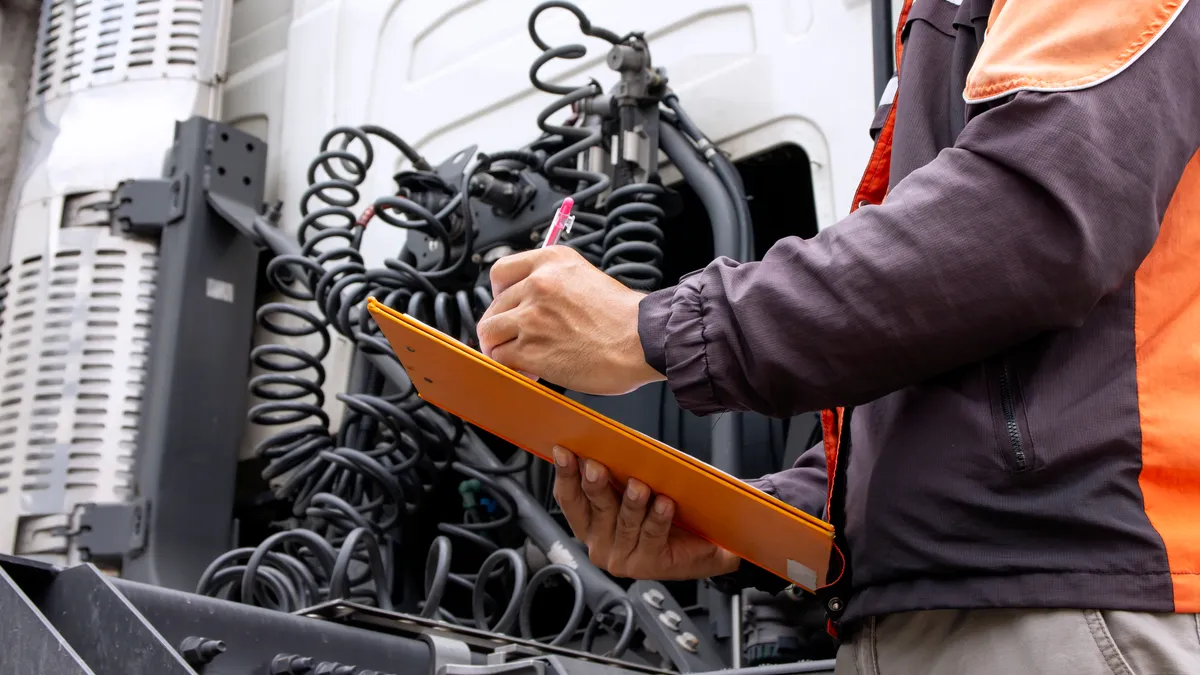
left=31, top=0, right=213, bottom=102
left=0, top=228, right=157, bottom=555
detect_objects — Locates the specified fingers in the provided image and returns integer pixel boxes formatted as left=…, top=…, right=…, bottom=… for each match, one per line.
left=578, top=459, right=620, bottom=566
left=489, top=249, right=542, bottom=297
left=488, top=245, right=580, bottom=297
left=639, top=495, right=674, bottom=549
left=551, top=447, right=590, bottom=537
left=609, top=479, right=650, bottom=572
left=488, top=342, right=531, bottom=375
left=478, top=278, right=528, bottom=356
left=477, top=311, right=521, bottom=358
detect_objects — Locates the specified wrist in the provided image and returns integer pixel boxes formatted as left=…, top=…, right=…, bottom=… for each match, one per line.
left=617, top=291, right=667, bottom=387
left=634, top=289, right=672, bottom=379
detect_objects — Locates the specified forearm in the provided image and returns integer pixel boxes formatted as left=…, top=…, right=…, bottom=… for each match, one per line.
left=639, top=23, right=1200, bottom=418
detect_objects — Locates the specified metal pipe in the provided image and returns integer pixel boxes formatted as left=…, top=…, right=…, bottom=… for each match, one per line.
left=696, top=660, right=838, bottom=675
left=658, top=122, right=739, bottom=260
left=872, top=0, right=896, bottom=104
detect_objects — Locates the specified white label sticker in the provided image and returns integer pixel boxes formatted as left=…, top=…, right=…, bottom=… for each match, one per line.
left=206, top=278, right=234, bottom=303
left=787, top=559, right=818, bottom=590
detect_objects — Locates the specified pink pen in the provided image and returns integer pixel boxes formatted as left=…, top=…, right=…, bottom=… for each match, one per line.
left=540, top=197, right=575, bottom=247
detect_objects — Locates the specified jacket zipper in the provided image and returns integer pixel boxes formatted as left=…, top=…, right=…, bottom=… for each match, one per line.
left=997, top=363, right=1027, bottom=471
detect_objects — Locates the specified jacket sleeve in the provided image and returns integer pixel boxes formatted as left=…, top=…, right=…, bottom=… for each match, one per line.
left=710, top=441, right=829, bottom=594
left=743, top=440, right=828, bottom=520
left=637, top=3, right=1200, bottom=418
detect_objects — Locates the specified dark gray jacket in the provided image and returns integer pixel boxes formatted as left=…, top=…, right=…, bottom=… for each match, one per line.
left=638, top=0, right=1200, bottom=625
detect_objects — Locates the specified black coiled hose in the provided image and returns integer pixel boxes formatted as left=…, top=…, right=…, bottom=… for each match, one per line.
left=602, top=183, right=667, bottom=290
left=203, top=119, right=637, bottom=657
left=199, top=4, right=737, bottom=662
left=420, top=461, right=634, bottom=656
left=526, top=1, right=668, bottom=290
left=199, top=124, right=461, bottom=613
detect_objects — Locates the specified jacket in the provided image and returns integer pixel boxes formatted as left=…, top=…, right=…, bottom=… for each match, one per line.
left=637, top=0, right=1200, bottom=627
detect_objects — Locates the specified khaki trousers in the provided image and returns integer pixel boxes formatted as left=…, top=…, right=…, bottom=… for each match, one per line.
left=835, top=609, right=1200, bottom=674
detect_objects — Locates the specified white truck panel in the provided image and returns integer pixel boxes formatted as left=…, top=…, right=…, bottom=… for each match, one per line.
left=223, top=0, right=881, bottom=459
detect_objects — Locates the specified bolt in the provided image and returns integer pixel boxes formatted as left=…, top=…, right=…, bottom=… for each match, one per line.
left=471, top=253, right=482, bottom=264
left=658, top=610, right=682, bottom=631
left=675, top=632, right=699, bottom=653
left=642, top=588, right=665, bottom=609
left=179, top=636, right=226, bottom=667
left=271, top=654, right=315, bottom=675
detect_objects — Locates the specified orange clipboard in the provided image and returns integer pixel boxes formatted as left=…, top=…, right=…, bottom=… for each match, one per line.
left=366, top=297, right=834, bottom=591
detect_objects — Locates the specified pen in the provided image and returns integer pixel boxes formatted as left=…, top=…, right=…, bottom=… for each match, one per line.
left=540, top=197, right=575, bottom=248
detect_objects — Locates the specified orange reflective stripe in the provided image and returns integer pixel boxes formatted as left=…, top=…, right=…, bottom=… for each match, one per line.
left=1134, top=150, right=1200, bottom=612
left=850, top=104, right=897, bottom=211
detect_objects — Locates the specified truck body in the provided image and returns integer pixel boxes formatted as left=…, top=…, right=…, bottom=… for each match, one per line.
left=0, top=1, right=894, bottom=673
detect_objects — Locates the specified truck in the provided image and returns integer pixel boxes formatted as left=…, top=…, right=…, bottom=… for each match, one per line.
left=0, top=1, right=897, bottom=673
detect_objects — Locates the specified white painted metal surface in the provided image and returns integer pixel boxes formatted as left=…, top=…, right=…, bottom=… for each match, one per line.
left=233, top=0, right=878, bottom=456
left=0, top=0, right=233, bottom=563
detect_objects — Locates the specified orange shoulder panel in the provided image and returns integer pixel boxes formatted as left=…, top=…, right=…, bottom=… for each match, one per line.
left=964, top=0, right=1189, bottom=103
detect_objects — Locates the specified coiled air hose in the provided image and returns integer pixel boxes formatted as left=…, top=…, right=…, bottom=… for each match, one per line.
left=198, top=0, right=754, bottom=663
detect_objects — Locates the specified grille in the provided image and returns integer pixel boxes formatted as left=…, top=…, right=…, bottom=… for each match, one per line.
left=30, top=0, right=211, bottom=102
left=0, top=225, right=157, bottom=557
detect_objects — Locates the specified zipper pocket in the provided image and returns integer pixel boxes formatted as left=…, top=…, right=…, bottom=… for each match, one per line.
left=996, top=363, right=1028, bottom=471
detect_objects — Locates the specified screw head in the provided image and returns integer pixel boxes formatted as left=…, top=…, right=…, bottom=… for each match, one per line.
left=675, top=632, right=699, bottom=653
left=642, top=589, right=665, bottom=609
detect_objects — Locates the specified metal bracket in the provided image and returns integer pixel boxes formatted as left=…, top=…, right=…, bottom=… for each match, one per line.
left=75, top=499, right=149, bottom=565
left=626, top=580, right=724, bottom=673
left=34, top=563, right=199, bottom=675
left=112, top=177, right=188, bottom=236
left=0, top=563, right=94, bottom=675
left=300, top=600, right=672, bottom=675
left=422, top=633, right=474, bottom=675
left=444, top=655, right=647, bottom=675
left=488, top=645, right=551, bottom=665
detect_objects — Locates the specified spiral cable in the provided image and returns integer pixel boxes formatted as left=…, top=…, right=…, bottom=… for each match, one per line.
left=602, top=183, right=667, bottom=291
left=199, top=125, right=458, bottom=612
left=199, top=2, right=689, bottom=659
left=202, top=121, right=635, bottom=657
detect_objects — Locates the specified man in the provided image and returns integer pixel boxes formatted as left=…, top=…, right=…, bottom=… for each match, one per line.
left=476, top=0, right=1200, bottom=672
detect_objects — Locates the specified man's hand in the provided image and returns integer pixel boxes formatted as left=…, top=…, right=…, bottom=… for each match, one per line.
left=477, top=246, right=665, bottom=395
left=550, top=446, right=741, bottom=580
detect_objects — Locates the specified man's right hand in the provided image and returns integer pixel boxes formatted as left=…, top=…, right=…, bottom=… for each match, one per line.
left=551, top=446, right=741, bottom=580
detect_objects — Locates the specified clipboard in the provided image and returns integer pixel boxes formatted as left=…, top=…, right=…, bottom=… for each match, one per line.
left=366, top=297, right=834, bottom=591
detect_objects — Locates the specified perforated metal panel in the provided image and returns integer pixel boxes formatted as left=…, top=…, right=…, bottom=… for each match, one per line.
left=0, top=223, right=157, bottom=561
left=0, top=0, right=232, bottom=563
left=29, top=0, right=213, bottom=104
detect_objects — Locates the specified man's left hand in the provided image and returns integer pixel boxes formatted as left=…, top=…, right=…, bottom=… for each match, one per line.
left=477, top=246, right=665, bottom=395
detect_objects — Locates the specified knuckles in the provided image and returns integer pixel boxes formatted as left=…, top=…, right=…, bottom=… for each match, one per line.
left=527, top=272, right=557, bottom=295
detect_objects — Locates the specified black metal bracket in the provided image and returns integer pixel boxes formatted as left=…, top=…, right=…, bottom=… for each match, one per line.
left=74, top=499, right=148, bottom=566
left=0, top=561, right=94, bottom=675
left=300, top=600, right=672, bottom=675
left=112, top=177, right=189, bottom=236
left=0, top=554, right=435, bottom=675
left=116, top=116, right=267, bottom=592
left=626, top=580, right=724, bottom=673
left=0, top=554, right=199, bottom=675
